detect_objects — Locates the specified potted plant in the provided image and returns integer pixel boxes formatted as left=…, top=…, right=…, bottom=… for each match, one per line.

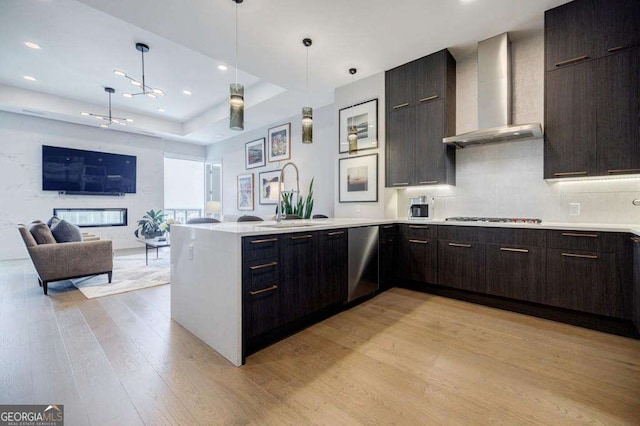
left=134, top=209, right=165, bottom=239
left=279, top=178, right=314, bottom=219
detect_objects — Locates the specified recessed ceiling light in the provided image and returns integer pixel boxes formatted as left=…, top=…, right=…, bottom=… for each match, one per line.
left=24, top=41, right=41, bottom=49
left=182, top=90, right=192, bottom=95
left=23, top=75, right=37, bottom=81
left=218, top=65, right=228, bottom=71
left=158, top=108, right=165, bottom=112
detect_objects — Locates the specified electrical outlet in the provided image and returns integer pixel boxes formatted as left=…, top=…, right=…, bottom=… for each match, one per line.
left=569, top=203, right=580, bottom=216
left=355, top=204, right=361, bottom=214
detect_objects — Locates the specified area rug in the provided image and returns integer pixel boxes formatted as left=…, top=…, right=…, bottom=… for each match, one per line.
left=72, top=253, right=169, bottom=299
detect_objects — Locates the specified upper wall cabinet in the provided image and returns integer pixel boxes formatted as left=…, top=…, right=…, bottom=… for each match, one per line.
left=385, top=49, right=456, bottom=187
left=545, top=0, right=640, bottom=71
left=544, top=0, right=640, bottom=178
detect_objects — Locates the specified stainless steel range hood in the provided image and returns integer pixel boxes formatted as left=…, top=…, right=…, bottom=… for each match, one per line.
left=443, top=33, right=542, bottom=148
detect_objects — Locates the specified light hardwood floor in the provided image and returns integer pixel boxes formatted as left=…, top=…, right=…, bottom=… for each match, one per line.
left=1, top=258, right=639, bottom=425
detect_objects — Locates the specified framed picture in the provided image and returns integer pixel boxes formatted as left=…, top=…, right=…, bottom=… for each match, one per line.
left=268, top=123, right=291, bottom=162
left=339, top=153, right=378, bottom=203
left=339, top=98, right=378, bottom=153
left=258, top=170, right=281, bottom=205
left=245, top=138, right=266, bottom=169
left=237, top=173, right=254, bottom=211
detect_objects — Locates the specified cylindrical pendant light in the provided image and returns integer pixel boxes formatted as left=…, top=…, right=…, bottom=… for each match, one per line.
left=348, top=68, right=358, bottom=154
left=230, top=0, right=244, bottom=130
left=302, top=38, right=313, bottom=143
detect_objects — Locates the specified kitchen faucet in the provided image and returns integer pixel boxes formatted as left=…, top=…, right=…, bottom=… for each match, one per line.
left=276, top=162, right=300, bottom=223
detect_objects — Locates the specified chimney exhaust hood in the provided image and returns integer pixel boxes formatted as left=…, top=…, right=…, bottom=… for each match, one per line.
left=443, top=33, right=542, bottom=148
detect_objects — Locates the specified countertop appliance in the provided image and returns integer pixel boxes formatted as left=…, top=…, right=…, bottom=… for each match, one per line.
left=409, top=196, right=434, bottom=220
left=445, top=217, right=542, bottom=224
left=348, top=226, right=379, bottom=302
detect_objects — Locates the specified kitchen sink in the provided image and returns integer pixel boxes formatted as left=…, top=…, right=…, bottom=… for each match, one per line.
left=259, top=223, right=314, bottom=229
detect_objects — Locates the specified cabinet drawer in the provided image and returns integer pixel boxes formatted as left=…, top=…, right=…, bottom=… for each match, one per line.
left=437, top=226, right=485, bottom=243
left=244, top=260, right=279, bottom=291
left=380, top=224, right=397, bottom=240
left=547, top=230, right=618, bottom=252
left=245, top=286, right=281, bottom=338
left=400, top=223, right=437, bottom=240
left=437, top=240, right=486, bottom=292
left=243, top=235, right=279, bottom=262
left=484, top=228, right=546, bottom=247
left=486, top=244, right=546, bottom=302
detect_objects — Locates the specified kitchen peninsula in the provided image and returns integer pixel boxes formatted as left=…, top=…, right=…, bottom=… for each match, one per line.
left=171, top=219, right=640, bottom=367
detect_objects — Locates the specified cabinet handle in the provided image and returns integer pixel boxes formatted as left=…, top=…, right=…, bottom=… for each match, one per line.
left=419, top=95, right=439, bottom=103
left=327, top=231, right=345, bottom=236
left=392, top=182, right=409, bottom=186
left=553, top=171, right=587, bottom=177
left=607, top=46, right=624, bottom=53
left=409, top=239, right=429, bottom=244
left=409, top=225, right=429, bottom=229
left=290, top=234, right=313, bottom=240
left=249, top=261, right=278, bottom=270
left=393, top=102, right=410, bottom=110
left=562, top=232, right=598, bottom=238
left=554, top=55, right=589, bottom=67
left=562, top=252, right=599, bottom=260
left=631, top=237, right=640, bottom=243
left=382, top=225, right=395, bottom=229
left=419, top=180, right=439, bottom=185
left=500, top=247, right=529, bottom=253
left=449, top=242, right=472, bottom=248
left=249, top=285, right=278, bottom=296
left=250, top=238, right=278, bottom=244
left=608, top=168, right=640, bottom=174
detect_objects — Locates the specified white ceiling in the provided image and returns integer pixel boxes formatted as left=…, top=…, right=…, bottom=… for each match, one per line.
left=0, top=0, right=571, bottom=145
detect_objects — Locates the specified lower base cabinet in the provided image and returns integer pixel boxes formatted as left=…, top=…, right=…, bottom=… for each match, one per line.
left=316, top=229, right=348, bottom=311
left=397, top=224, right=437, bottom=283
left=438, top=240, right=486, bottom=293
left=544, top=248, right=621, bottom=317
left=632, top=237, right=640, bottom=331
left=485, top=244, right=546, bottom=303
left=379, top=225, right=397, bottom=291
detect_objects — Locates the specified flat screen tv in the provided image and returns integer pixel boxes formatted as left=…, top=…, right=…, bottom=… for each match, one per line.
left=42, top=145, right=137, bottom=194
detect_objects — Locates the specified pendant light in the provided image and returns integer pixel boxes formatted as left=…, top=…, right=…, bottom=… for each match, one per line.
left=116, top=43, right=165, bottom=99
left=229, top=0, right=244, bottom=131
left=301, top=38, right=313, bottom=143
left=347, top=68, right=359, bottom=154
left=80, top=87, right=133, bottom=127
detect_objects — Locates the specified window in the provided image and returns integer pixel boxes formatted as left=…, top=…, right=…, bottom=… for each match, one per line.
left=164, top=156, right=205, bottom=223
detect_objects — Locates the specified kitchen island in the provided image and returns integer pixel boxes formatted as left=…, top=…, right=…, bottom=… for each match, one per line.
left=171, top=218, right=640, bottom=367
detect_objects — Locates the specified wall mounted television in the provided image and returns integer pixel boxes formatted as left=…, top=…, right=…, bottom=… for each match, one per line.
left=42, top=145, right=137, bottom=195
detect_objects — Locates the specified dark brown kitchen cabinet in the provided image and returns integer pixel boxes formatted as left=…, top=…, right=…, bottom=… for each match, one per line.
left=280, top=231, right=317, bottom=323
left=544, top=249, right=622, bottom=317
left=397, top=224, right=437, bottom=284
left=596, top=49, right=640, bottom=175
left=379, top=225, right=397, bottom=291
left=437, top=227, right=486, bottom=293
left=385, top=49, right=456, bottom=187
left=633, top=236, right=640, bottom=332
left=242, top=235, right=282, bottom=340
left=316, top=229, right=348, bottom=311
left=544, top=61, right=598, bottom=178
left=545, top=0, right=640, bottom=71
left=485, top=245, right=546, bottom=302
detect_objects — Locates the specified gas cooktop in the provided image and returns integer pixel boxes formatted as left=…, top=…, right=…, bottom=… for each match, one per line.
left=445, top=217, right=542, bottom=224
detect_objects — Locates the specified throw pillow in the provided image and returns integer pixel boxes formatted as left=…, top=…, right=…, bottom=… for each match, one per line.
left=50, top=219, right=83, bottom=243
left=47, top=215, right=61, bottom=228
left=29, top=221, right=57, bottom=245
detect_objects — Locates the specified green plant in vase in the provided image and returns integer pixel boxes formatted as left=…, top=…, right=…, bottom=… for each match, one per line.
left=134, top=209, right=165, bottom=238
left=279, top=178, right=314, bottom=219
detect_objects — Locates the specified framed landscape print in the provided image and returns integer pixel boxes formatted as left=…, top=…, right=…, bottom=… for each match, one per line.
left=339, top=98, right=378, bottom=153
left=245, top=138, right=266, bottom=169
left=268, top=123, right=291, bottom=162
left=237, top=173, right=254, bottom=211
left=339, top=153, right=378, bottom=203
left=258, top=170, right=281, bottom=205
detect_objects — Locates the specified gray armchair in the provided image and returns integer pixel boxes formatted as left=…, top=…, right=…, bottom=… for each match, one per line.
left=18, top=223, right=113, bottom=295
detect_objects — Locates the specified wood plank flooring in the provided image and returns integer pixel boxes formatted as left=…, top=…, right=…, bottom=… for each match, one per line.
left=1, top=258, right=639, bottom=425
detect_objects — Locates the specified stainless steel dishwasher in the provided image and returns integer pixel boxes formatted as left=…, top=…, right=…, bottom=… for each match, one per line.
left=348, top=226, right=379, bottom=302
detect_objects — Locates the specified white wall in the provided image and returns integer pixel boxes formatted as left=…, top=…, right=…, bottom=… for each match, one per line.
left=333, top=72, right=397, bottom=219
left=396, top=32, right=640, bottom=224
left=0, top=111, right=205, bottom=260
left=206, top=104, right=335, bottom=219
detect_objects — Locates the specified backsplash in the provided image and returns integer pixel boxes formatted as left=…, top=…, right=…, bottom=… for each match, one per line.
left=396, top=32, right=640, bottom=225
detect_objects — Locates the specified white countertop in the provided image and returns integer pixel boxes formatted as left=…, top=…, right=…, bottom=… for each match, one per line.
left=173, top=218, right=640, bottom=237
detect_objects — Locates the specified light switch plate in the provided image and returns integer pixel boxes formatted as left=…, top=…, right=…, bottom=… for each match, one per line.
left=356, top=204, right=361, bottom=214
left=569, top=203, right=580, bottom=216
